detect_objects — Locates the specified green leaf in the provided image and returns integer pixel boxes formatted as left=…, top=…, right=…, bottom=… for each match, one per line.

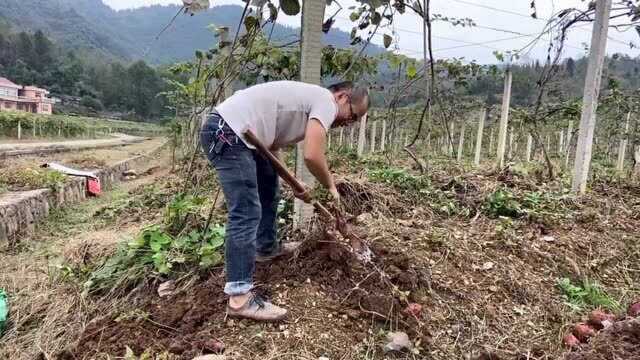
left=371, top=11, right=382, bottom=25
left=244, top=15, right=259, bottom=32
left=128, top=233, right=147, bottom=249
left=268, top=2, right=278, bottom=21
left=383, top=34, right=393, bottom=48
left=350, top=11, right=360, bottom=21
left=149, top=231, right=172, bottom=252
left=280, top=0, right=300, bottom=15
left=406, top=63, right=417, bottom=78
left=152, top=252, right=171, bottom=274
left=199, top=252, right=222, bottom=268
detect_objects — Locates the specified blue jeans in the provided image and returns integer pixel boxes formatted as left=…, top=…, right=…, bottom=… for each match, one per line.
left=200, top=112, right=280, bottom=296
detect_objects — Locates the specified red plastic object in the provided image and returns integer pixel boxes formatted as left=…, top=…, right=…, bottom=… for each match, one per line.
left=87, top=178, right=101, bottom=196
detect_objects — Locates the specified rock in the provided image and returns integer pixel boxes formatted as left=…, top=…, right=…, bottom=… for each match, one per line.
left=202, top=339, right=225, bottom=353
left=318, top=357, right=330, bottom=360
left=123, top=169, right=138, bottom=177
left=403, top=303, right=422, bottom=318
left=356, top=212, right=372, bottom=224
left=192, top=356, right=225, bottom=360
left=541, top=235, right=555, bottom=242
left=383, top=331, right=412, bottom=353
left=563, top=333, right=580, bottom=349
left=628, top=301, right=640, bottom=317
left=481, top=262, right=494, bottom=271
left=168, top=340, right=186, bottom=354
left=157, top=280, right=175, bottom=297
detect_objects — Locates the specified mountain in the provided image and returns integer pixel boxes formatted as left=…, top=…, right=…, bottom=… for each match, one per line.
left=0, top=0, right=383, bottom=64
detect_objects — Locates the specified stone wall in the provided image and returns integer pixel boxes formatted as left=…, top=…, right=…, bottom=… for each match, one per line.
left=0, top=141, right=168, bottom=247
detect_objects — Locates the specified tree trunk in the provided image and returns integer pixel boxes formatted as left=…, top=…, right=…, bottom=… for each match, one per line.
left=338, top=128, right=344, bottom=148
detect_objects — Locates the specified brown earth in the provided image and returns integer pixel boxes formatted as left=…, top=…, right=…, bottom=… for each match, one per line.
left=566, top=317, right=640, bottom=360
left=69, top=224, right=432, bottom=359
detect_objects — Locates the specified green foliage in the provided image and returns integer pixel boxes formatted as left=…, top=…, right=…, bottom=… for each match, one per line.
left=0, top=26, right=171, bottom=119
left=484, top=186, right=572, bottom=222
left=484, top=188, right=523, bottom=218
left=368, top=167, right=430, bottom=192
left=0, top=111, right=164, bottom=139
left=83, top=193, right=225, bottom=293
left=557, top=278, right=621, bottom=312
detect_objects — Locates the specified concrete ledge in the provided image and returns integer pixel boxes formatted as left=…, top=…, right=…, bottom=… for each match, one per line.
left=0, top=135, right=148, bottom=158
left=0, top=141, right=169, bottom=247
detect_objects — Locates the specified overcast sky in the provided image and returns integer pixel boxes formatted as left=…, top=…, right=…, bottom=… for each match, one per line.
left=103, top=0, right=639, bottom=64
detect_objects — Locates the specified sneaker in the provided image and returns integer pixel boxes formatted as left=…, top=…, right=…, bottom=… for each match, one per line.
left=227, top=293, right=288, bottom=322
left=256, top=241, right=301, bottom=263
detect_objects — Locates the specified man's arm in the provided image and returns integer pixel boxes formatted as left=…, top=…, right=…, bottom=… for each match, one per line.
left=303, top=119, right=337, bottom=194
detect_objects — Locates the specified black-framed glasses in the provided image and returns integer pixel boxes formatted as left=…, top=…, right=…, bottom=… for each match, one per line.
left=348, top=96, right=358, bottom=122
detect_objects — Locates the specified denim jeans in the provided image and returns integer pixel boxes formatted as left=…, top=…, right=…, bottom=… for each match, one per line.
left=200, top=112, right=280, bottom=296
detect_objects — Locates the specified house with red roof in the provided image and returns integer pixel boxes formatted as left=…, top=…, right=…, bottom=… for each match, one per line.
left=0, top=77, right=54, bottom=114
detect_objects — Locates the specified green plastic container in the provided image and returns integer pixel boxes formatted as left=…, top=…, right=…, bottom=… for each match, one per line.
left=0, top=289, right=7, bottom=336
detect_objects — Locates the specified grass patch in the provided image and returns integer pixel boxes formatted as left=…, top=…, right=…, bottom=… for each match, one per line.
left=557, top=277, right=621, bottom=312
left=0, top=168, right=67, bottom=191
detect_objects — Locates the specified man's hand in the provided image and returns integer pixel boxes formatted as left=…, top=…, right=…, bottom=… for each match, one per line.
left=328, top=185, right=341, bottom=211
left=294, top=183, right=312, bottom=203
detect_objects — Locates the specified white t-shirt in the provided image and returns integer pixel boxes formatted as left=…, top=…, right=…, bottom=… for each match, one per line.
left=215, top=81, right=338, bottom=149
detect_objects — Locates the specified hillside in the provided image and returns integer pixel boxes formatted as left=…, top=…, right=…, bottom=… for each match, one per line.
left=0, top=0, right=382, bottom=64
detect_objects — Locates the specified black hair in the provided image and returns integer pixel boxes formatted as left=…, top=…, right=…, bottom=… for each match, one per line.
left=327, top=81, right=369, bottom=109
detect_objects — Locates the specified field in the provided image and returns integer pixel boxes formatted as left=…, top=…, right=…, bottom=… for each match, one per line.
left=0, top=111, right=165, bottom=140
left=0, top=142, right=638, bottom=360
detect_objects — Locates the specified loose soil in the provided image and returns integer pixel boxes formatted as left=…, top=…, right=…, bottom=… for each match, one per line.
left=566, top=317, right=640, bottom=360
left=70, top=230, right=431, bottom=359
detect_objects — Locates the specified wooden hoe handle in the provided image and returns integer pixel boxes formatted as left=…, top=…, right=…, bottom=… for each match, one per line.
left=243, top=129, right=332, bottom=219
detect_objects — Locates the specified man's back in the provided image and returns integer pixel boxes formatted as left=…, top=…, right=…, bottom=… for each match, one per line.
left=215, top=81, right=337, bottom=149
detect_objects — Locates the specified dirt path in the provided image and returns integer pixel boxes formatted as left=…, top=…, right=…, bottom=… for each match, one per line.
left=0, top=133, right=146, bottom=157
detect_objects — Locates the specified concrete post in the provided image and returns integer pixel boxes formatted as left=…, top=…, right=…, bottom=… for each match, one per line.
left=572, top=0, right=613, bottom=193
left=474, top=109, right=486, bottom=166
left=496, top=69, right=513, bottom=168
left=294, top=0, right=326, bottom=227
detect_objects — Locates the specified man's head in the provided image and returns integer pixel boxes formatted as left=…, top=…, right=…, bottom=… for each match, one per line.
left=327, top=81, right=369, bottom=127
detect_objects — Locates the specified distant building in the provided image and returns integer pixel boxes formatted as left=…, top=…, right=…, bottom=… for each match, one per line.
left=0, top=77, right=55, bottom=114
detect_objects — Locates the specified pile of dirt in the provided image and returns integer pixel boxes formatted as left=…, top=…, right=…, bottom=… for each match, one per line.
left=565, top=317, right=640, bottom=360
left=68, top=222, right=431, bottom=359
